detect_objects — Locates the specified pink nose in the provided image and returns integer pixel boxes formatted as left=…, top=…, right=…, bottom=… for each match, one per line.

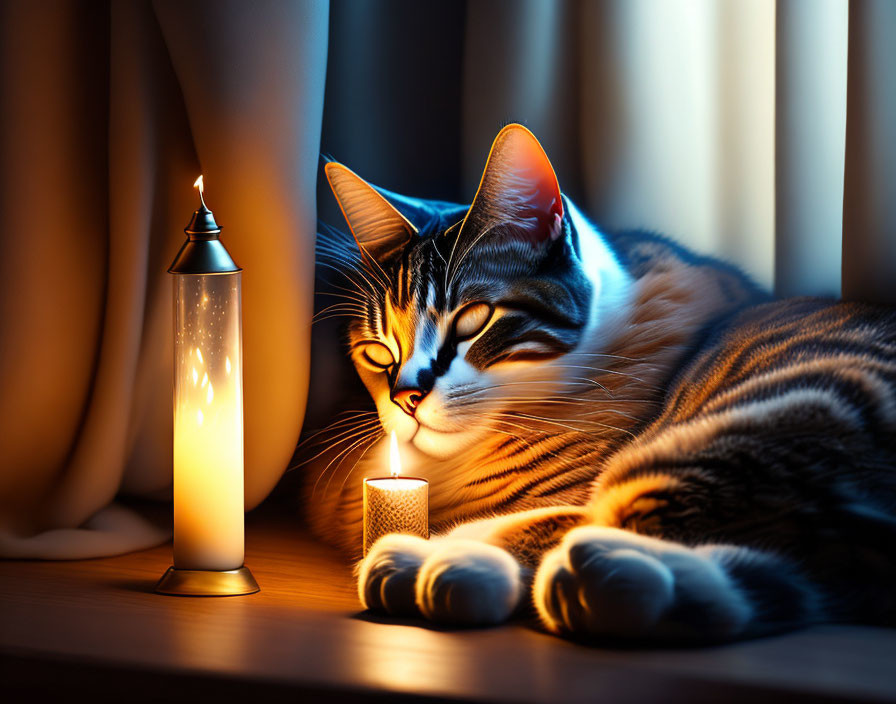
left=392, top=389, right=424, bottom=416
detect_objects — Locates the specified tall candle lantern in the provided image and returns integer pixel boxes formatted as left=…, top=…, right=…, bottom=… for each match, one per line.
left=155, top=176, right=258, bottom=596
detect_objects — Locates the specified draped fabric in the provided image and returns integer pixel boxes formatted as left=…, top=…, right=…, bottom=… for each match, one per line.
left=0, top=0, right=327, bottom=557
left=1, top=0, right=894, bottom=559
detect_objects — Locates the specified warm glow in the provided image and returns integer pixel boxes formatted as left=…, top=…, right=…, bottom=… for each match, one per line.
left=347, top=622, right=468, bottom=696
left=389, top=430, right=401, bottom=478
left=194, top=174, right=204, bottom=197
left=173, top=273, right=244, bottom=571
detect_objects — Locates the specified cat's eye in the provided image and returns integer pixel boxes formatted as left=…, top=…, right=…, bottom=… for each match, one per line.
left=360, top=342, right=395, bottom=369
left=453, top=302, right=493, bottom=341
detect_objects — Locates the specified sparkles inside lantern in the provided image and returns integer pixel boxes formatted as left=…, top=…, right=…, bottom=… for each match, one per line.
left=155, top=175, right=258, bottom=596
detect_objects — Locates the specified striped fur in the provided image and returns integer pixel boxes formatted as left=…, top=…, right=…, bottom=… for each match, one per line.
left=305, top=125, right=896, bottom=642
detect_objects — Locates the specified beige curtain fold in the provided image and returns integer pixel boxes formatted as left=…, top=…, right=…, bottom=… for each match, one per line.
left=775, top=0, right=848, bottom=298
left=579, top=0, right=776, bottom=289
left=0, top=0, right=327, bottom=558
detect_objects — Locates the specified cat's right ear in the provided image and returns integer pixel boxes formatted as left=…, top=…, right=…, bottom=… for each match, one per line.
left=325, top=163, right=417, bottom=262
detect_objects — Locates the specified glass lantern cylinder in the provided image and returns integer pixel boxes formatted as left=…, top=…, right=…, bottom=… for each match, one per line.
left=156, top=181, right=258, bottom=596
left=172, top=272, right=243, bottom=570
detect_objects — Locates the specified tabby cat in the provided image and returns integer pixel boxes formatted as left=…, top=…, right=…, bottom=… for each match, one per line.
left=305, top=124, right=896, bottom=642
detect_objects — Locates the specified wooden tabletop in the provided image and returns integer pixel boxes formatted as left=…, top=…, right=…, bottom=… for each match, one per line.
left=2, top=508, right=895, bottom=703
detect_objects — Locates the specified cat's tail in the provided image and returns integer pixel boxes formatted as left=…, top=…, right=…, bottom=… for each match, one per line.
left=533, top=526, right=827, bottom=642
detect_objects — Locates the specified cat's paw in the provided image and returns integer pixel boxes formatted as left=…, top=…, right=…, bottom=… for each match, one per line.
left=417, top=540, right=523, bottom=626
left=358, top=533, right=434, bottom=616
left=533, top=526, right=751, bottom=641
left=358, top=535, right=523, bottom=626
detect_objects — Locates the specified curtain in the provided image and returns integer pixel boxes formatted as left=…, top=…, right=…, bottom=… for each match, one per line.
left=2, top=0, right=894, bottom=559
left=0, top=0, right=327, bottom=558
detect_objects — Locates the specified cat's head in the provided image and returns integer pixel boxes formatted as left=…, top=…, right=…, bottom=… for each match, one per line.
left=325, top=125, right=595, bottom=458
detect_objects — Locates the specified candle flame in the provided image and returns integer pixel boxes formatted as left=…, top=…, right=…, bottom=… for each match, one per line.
left=389, top=430, right=401, bottom=478
left=196, top=348, right=204, bottom=364
left=225, top=356, right=232, bottom=374
left=193, top=174, right=207, bottom=208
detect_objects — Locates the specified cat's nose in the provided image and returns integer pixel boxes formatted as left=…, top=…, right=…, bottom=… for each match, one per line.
left=392, top=388, right=425, bottom=416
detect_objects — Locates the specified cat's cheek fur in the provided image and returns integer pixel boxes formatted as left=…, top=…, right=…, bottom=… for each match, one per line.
left=411, top=425, right=483, bottom=458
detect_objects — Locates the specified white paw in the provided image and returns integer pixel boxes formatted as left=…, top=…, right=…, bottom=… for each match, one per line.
left=417, top=540, right=523, bottom=626
left=357, top=534, right=434, bottom=616
left=534, top=527, right=751, bottom=641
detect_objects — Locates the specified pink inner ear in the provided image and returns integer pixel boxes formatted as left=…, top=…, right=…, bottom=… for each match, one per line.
left=549, top=212, right=563, bottom=241
left=509, top=184, right=564, bottom=245
left=495, top=129, right=564, bottom=245
left=461, top=125, right=566, bottom=251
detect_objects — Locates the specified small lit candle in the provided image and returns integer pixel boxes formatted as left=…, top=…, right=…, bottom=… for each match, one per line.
left=362, top=432, right=429, bottom=556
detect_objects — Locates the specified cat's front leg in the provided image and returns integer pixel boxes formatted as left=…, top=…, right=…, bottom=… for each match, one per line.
left=357, top=507, right=590, bottom=625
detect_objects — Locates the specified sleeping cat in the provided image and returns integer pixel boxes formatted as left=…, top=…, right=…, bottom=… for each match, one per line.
left=305, top=124, right=896, bottom=642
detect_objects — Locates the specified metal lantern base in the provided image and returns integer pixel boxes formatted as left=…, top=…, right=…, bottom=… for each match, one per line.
left=154, top=565, right=259, bottom=596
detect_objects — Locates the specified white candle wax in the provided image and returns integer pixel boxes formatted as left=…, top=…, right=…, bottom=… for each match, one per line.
left=172, top=272, right=244, bottom=571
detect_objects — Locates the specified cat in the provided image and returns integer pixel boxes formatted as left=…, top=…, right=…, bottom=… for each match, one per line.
left=304, top=124, right=896, bottom=643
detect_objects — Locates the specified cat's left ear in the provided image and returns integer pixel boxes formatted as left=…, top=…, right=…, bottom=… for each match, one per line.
left=458, top=124, right=564, bottom=250
left=325, top=162, right=418, bottom=262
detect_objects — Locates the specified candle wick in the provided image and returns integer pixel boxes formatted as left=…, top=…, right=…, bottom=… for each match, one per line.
left=194, top=175, right=208, bottom=210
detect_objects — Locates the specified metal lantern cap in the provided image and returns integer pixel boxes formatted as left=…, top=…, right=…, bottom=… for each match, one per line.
left=168, top=197, right=241, bottom=275
left=185, top=204, right=221, bottom=235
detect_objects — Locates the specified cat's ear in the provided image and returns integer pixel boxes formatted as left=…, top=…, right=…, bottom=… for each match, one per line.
left=459, top=124, right=563, bottom=250
left=325, top=162, right=418, bottom=261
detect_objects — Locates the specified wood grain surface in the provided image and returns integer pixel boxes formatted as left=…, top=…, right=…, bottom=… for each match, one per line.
left=2, top=508, right=895, bottom=703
